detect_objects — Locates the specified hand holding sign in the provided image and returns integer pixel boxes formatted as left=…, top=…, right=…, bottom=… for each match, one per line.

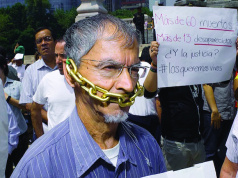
left=150, top=41, right=159, bottom=65
left=153, top=6, right=237, bottom=88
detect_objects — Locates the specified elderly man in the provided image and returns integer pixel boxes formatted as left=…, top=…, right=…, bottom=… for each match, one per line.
left=19, top=27, right=57, bottom=137
left=31, top=39, right=75, bottom=138
left=12, top=14, right=166, bottom=177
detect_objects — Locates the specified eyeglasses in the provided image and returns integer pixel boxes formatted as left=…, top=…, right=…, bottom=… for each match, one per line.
left=81, top=59, right=148, bottom=79
left=36, top=36, right=53, bottom=44
left=55, top=53, right=67, bottom=59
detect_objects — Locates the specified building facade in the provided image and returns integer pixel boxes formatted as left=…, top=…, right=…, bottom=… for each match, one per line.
left=50, top=0, right=81, bottom=11
left=104, top=0, right=121, bottom=12
left=121, top=0, right=149, bottom=9
left=174, top=0, right=238, bottom=8
left=0, top=0, right=24, bottom=8
left=0, top=0, right=81, bottom=11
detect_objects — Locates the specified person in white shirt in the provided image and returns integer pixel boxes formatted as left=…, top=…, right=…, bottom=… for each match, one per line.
left=12, top=53, right=25, bottom=82
left=31, top=39, right=75, bottom=138
left=0, top=79, right=8, bottom=178
left=220, top=114, right=238, bottom=177
left=129, top=46, right=160, bottom=143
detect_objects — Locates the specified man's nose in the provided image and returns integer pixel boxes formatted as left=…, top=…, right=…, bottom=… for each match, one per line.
left=41, top=39, right=48, bottom=45
left=56, top=57, right=62, bottom=64
left=115, top=68, right=135, bottom=93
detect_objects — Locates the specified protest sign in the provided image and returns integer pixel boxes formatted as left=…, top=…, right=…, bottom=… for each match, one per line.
left=143, top=161, right=216, bottom=178
left=153, top=6, right=237, bottom=88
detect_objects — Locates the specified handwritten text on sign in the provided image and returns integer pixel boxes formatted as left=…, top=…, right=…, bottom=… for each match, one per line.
left=153, top=6, right=237, bottom=88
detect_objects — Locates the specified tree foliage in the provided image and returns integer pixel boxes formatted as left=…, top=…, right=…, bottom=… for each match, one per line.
left=25, top=0, right=52, bottom=29
left=110, top=9, right=134, bottom=18
left=0, top=1, right=152, bottom=58
left=0, top=0, right=77, bottom=57
left=53, top=8, right=77, bottom=36
left=109, top=7, right=153, bottom=19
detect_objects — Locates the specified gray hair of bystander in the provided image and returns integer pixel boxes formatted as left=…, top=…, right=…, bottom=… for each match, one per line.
left=64, top=13, right=139, bottom=67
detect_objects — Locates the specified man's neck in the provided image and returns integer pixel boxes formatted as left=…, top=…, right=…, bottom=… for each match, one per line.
left=1, top=76, right=6, bottom=86
left=42, top=54, right=56, bottom=69
left=75, top=91, right=119, bottom=150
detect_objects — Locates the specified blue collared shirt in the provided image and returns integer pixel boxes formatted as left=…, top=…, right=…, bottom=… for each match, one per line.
left=12, top=107, right=166, bottom=177
left=19, top=59, right=57, bottom=105
left=4, top=77, right=27, bottom=134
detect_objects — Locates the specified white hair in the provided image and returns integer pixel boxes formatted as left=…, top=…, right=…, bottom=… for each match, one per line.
left=64, top=14, right=139, bottom=67
left=104, top=111, right=128, bottom=123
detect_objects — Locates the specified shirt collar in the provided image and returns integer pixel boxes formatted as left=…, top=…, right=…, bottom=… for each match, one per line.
left=36, top=58, right=58, bottom=70
left=117, top=123, right=137, bottom=167
left=69, top=107, right=137, bottom=177
left=4, top=77, right=14, bottom=87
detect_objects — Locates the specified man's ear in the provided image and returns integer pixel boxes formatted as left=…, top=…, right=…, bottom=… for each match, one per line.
left=63, top=59, right=75, bottom=88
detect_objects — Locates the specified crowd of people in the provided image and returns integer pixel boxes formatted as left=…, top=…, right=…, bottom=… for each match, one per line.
left=0, top=13, right=238, bottom=178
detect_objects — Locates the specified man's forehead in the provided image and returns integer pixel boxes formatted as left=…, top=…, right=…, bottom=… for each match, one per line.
left=93, top=57, right=140, bottom=67
left=56, top=41, right=65, bottom=46
left=35, top=29, right=52, bottom=38
left=55, top=43, right=65, bottom=52
left=56, top=41, right=65, bottom=47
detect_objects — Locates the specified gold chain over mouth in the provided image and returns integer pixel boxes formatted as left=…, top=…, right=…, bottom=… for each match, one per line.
left=66, top=58, right=144, bottom=107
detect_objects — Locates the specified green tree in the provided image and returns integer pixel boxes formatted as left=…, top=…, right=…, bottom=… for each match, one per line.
left=142, top=7, right=153, bottom=17
left=25, top=0, right=52, bottom=29
left=18, top=27, right=36, bottom=55
left=109, top=9, right=133, bottom=18
left=109, top=7, right=153, bottom=19
left=0, top=13, right=18, bottom=56
left=6, top=3, right=27, bottom=31
left=0, top=0, right=97, bottom=57
left=53, top=8, right=77, bottom=37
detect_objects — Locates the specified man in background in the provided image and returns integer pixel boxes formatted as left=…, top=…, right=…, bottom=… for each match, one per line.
left=19, top=27, right=57, bottom=139
left=144, top=41, right=205, bottom=171
left=12, top=53, right=25, bottom=82
left=31, top=39, right=75, bottom=138
left=133, top=7, right=145, bottom=44
left=0, top=46, right=19, bottom=81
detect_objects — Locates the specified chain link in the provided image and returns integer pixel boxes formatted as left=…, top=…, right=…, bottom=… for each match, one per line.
left=66, top=58, right=144, bottom=107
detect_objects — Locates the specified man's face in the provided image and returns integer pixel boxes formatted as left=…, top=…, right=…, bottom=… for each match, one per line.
left=78, top=33, right=139, bottom=121
left=15, top=59, right=23, bottom=67
left=35, top=29, right=55, bottom=58
left=55, top=42, right=66, bottom=75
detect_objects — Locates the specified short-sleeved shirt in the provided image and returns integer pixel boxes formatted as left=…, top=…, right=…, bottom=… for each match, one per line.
left=19, top=59, right=57, bottom=107
left=226, top=113, right=238, bottom=163
left=129, top=61, right=157, bottom=116
left=33, top=70, right=75, bottom=130
left=4, top=77, right=27, bottom=134
left=12, top=64, right=26, bottom=82
left=11, top=107, right=166, bottom=177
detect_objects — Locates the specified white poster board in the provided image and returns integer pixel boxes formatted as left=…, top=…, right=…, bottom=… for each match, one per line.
left=143, top=161, right=217, bottom=178
left=153, top=6, right=237, bottom=88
